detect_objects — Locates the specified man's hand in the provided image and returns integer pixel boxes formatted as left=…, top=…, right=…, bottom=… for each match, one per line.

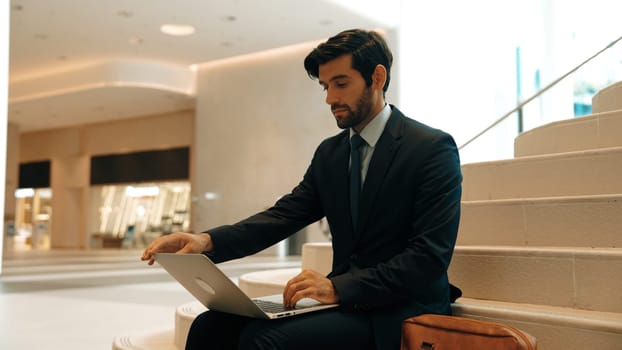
left=283, top=269, right=340, bottom=307
left=141, top=232, right=213, bottom=265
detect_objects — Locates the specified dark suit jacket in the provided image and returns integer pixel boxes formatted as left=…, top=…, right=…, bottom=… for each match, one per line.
left=207, top=106, right=462, bottom=349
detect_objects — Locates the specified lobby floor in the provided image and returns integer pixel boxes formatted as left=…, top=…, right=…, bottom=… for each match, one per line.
left=0, top=248, right=301, bottom=350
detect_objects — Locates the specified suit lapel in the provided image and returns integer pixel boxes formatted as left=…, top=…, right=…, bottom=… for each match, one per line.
left=356, top=109, right=403, bottom=236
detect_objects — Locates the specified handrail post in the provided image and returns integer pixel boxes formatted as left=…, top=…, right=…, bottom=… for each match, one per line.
left=516, top=46, right=524, bottom=134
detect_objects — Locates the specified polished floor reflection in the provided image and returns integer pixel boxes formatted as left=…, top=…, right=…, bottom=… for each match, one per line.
left=0, top=249, right=301, bottom=350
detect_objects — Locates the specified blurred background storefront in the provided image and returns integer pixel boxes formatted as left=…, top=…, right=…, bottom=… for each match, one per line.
left=88, top=181, right=190, bottom=249
left=10, top=146, right=192, bottom=252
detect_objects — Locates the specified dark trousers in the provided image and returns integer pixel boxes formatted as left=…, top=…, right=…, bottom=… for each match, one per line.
left=185, top=309, right=376, bottom=350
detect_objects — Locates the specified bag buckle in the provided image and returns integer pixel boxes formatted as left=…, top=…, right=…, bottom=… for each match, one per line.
left=420, top=341, right=435, bottom=350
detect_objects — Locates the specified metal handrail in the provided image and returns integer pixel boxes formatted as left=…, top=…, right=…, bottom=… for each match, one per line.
left=459, top=34, right=622, bottom=150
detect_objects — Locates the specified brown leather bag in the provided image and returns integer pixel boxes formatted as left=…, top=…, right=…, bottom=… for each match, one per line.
left=401, top=314, right=537, bottom=350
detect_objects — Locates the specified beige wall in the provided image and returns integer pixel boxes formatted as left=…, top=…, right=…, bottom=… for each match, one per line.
left=3, top=123, right=19, bottom=256
left=5, top=123, right=19, bottom=221
left=192, top=42, right=338, bottom=237
left=17, top=110, right=194, bottom=248
left=20, top=110, right=195, bottom=161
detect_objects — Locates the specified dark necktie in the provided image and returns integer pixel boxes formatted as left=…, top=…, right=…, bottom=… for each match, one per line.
left=350, top=134, right=364, bottom=231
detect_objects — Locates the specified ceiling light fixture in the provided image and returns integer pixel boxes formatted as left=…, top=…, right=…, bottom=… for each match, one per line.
left=160, top=24, right=195, bottom=36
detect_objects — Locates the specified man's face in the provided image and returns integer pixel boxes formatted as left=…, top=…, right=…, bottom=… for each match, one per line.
left=318, top=55, right=374, bottom=131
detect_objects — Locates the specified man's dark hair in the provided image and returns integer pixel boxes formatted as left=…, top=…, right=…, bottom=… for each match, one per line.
left=304, top=29, right=393, bottom=94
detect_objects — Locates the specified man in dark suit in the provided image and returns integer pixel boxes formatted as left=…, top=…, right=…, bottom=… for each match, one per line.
left=142, top=28, right=462, bottom=349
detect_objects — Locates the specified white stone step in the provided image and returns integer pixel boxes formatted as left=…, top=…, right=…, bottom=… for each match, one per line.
left=462, top=146, right=622, bottom=200
left=592, top=81, right=622, bottom=114
left=514, top=109, right=622, bottom=157
left=301, top=242, right=332, bottom=276
left=459, top=194, right=622, bottom=247
left=453, top=298, right=622, bottom=350
left=175, top=302, right=207, bottom=350
left=112, top=329, right=177, bottom=350
left=448, top=246, right=622, bottom=313
left=168, top=297, right=622, bottom=350
left=238, top=267, right=301, bottom=298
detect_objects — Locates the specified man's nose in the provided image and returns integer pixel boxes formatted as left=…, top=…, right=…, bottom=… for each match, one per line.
left=325, top=90, right=339, bottom=105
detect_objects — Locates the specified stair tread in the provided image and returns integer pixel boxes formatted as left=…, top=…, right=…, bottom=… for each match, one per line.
left=592, top=81, right=622, bottom=113
left=455, top=297, right=622, bottom=332
left=112, top=328, right=176, bottom=350
left=462, top=145, right=622, bottom=201
left=514, top=108, right=622, bottom=157
left=464, top=145, right=622, bottom=168
left=462, top=193, right=622, bottom=205
left=521, top=108, right=622, bottom=133
left=455, top=245, right=622, bottom=256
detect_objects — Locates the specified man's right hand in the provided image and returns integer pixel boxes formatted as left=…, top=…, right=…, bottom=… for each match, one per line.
left=141, top=232, right=214, bottom=265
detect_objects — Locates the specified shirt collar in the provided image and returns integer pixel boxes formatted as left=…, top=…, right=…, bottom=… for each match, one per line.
left=350, top=103, right=391, bottom=148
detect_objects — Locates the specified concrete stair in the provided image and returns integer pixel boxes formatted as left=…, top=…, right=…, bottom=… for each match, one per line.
left=462, top=146, right=622, bottom=200
left=454, top=80, right=622, bottom=349
left=453, top=298, right=622, bottom=350
left=449, top=246, right=622, bottom=313
left=592, top=81, right=622, bottom=113
left=514, top=109, right=622, bottom=157
left=459, top=194, right=622, bottom=247
left=112, top=81, right=622, bottom=349
left=112, top=329, right=177, bottom=350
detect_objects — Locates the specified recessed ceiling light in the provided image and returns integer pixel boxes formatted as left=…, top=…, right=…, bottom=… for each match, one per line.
left=160, top=24, right=195, bottom=36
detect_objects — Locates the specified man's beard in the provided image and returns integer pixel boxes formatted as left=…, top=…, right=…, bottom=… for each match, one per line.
left=331, top=87, right=373, bottom=130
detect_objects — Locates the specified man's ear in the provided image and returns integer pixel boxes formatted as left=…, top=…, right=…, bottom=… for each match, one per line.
left=372, top=64, right=387, bottom=90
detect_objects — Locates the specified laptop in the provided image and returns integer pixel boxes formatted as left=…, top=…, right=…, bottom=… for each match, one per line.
left=154, top=253, right=339, bottom=319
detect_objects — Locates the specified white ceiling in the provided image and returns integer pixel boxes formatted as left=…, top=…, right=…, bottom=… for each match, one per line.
left=8, top=0, right=400, bottom=132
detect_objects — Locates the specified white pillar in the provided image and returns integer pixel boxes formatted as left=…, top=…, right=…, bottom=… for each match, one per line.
left=1, top=0, right=11, bottom=274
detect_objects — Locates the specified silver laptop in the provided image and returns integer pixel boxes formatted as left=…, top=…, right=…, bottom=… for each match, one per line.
left=154, top=253, right=338, bottom=319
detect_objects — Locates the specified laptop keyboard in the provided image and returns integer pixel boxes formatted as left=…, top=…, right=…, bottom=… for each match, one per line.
left=253, top=299, right=298, bottom=313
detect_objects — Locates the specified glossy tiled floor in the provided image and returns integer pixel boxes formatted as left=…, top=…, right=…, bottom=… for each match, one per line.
left=0, top=248, right=301, bottom=350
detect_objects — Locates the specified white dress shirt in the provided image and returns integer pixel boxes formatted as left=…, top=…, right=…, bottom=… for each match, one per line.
left=349, top=103, right=391, bottom=187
